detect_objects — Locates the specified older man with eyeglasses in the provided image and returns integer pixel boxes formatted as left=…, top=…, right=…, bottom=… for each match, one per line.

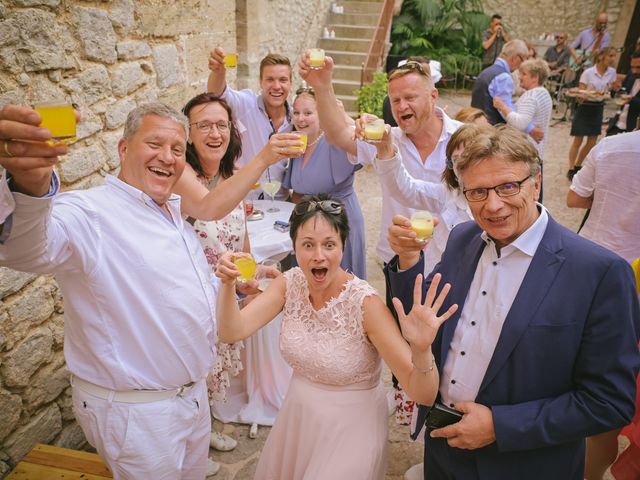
left=385, top=125, right=640, bottom=480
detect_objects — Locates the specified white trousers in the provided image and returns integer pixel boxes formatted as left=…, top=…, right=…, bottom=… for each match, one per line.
left=72, top=379, right=210, bottom=480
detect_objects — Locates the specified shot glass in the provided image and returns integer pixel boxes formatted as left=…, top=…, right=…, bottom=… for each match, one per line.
left=309, top=48, right=326, bottom=70
left=234, top=256, right=257, bottom=282
left=244, top=199, right=254, bottom=217
left=257, top=259, right=281, bottom=291
left=363, top=118, right=385, bottom=143
left=292, top=132, right=308, bottom=153
left=410, top=210, right=434, bottom=241
left=224, top=53, right=238, bottom=68
left=34, top=101, right=77, bottom=145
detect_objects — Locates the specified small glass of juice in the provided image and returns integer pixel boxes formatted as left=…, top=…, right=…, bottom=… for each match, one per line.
left=224, top=53, right=238, bottom=68
left=34, top=101, right=76, bottom=145
left=309, top=48, right=325, bottom=69
left=364, top=118, right=385, bottom=143
left=293, top=132, right=308, bottom=153
left=410, top=210, right=434, bottom=241
left=234, top=256, right=257, bottom=282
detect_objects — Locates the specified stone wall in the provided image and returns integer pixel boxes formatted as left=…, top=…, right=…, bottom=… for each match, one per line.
left=483, top=0, right=627, bottom=47
left=0, top=0, right=329, bottom=476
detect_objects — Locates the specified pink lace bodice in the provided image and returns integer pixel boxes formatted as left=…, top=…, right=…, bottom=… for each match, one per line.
left=280, top=268, right=381, bottom=386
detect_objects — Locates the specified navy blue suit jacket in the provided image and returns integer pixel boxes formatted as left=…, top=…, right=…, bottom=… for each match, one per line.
left=386, top=215, right=640, bottom=480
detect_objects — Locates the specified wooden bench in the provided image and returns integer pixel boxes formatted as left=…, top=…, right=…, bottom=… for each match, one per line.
left=7, top=443, right=112, bottom=479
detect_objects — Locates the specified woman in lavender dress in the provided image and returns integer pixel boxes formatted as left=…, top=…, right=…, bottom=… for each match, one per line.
left=284, top=86, right=366, bottom=279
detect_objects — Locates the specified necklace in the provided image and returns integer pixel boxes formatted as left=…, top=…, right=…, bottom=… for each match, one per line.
left=308, top=131, right=324, bottom=148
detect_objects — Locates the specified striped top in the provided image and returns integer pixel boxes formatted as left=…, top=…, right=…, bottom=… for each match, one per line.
left=506, top=86, right=553, bottom=158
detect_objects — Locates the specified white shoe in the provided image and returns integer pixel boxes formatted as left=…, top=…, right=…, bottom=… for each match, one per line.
left=206, top=458, right=220, bottom=477
left=386, top=389, right=397, bottom=416
left=404, top=462, right=424, bottom=480
left=210, top=431, right=237, bottom=451
left=249, top=422, right=258, bottom=439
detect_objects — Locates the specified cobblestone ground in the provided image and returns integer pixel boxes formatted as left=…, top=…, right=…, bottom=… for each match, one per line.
left=210, top=89, right=619, bottom=479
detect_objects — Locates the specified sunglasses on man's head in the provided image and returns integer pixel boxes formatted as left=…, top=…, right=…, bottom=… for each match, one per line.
left=293, top=200, right=343, bottom=216
left=391, top=61, right=431, bottom=78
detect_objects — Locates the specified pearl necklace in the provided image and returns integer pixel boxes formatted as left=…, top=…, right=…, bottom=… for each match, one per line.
left=307, top=131, right=324, bottom=148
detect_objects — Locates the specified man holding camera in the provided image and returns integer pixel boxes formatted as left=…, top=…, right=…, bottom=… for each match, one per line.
left=570, top=12, right=611, bottom=69
left=482, top=14, right=510, bottom=70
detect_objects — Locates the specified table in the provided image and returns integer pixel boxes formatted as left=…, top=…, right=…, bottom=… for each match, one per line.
left=246, top=200, right=294, bottom=263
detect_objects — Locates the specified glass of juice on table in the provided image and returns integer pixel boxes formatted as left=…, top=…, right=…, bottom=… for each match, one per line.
left=364, top=118, right=385, bottom=143
left=410, top=210, right=434, bottom=241
left=34, top=102, right=76, bottom=145
left=234, top=256, right=257, bottom=282
left=309, top=48, right=325, bottom=69
left=224, top=53, right=238, bottom=68
left=261, top=172, right=282, bottom=213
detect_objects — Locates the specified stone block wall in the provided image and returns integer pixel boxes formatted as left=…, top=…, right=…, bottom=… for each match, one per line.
left=0, top=0, right=331, bottom=476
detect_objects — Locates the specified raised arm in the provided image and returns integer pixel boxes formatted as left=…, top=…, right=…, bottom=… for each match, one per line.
left=215, top=252, right=286, bottom=343
left=207, top=47, right=227, bottom=96
left=176, top=132, right=303, bottom=221
left=364, top=273, right=457, bottom=405
left=299, top=53, right=357, bottom=156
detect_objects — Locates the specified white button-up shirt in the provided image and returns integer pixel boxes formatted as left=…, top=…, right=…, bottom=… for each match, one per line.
left=222, top=86, right=292, bottom=200
left=0, top=173, right=218, bottom=391
left=441, top=207, right=549, bottom=407
left=355, top=108, right=461, bottom=262
left=373, top=153, right=472, bottom=276
left=570, top=131, right=640, bottom=263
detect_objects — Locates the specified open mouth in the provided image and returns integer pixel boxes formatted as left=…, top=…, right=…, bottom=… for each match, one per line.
left=311, top=268, right=328, bottom=281
left=148, top=166, right=171, bottom=178
left=400, top=113, right=414, bottom=121
left=205, top=141, right=223, bottom=149
left=487, top=215, right=509, bottom=224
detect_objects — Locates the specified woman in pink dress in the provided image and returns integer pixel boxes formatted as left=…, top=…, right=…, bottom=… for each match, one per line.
left=215, top=194, right=458, bottom=479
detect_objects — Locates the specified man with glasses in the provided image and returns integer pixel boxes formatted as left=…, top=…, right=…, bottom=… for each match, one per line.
left=472, top=39, right=541, bottom=142
left=386, top=126, right=639, bottom=480
left=544, top=32, right=571, bottom=72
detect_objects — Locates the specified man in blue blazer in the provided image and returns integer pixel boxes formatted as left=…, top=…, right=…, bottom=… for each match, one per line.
left=386, top=126, right=640, bottom=480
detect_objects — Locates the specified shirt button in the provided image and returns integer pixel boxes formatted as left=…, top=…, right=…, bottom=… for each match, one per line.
left=450, top=403, right=455, bottom=408
left=492, top=261, right=498, bottom=266
left=471, top=321, right=476, bottom=326
left=481, top=291, right=487, bottom=296
left=461, top=351, right=466, bottom=356
left=451, top=379, right=456, bottom=384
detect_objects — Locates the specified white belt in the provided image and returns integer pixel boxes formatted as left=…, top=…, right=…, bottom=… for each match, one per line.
left=71, top=375, right=197, bottom=404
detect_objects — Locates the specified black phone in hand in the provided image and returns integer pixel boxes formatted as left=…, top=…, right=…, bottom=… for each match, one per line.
left=425, top=402, right=463, bottom=430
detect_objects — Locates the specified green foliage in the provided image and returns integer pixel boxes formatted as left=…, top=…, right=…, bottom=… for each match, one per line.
left=390, top=0, right=489, bottom=61
left=355, top=72, right=388, bottom=117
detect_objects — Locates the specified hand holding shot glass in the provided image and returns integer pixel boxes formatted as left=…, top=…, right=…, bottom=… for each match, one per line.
left=256, top=259, right=282, bottom=292
left=224, top=53, right=238, bottom=68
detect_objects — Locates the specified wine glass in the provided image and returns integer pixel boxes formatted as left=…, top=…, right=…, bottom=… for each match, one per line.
left=260, top=168, right=281, bottom=212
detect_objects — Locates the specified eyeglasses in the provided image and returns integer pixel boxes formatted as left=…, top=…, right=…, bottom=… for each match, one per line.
left=462, top=175, right=532, bottom=202
left=190, top=121, right=230, bottom=133
left=293, top=200, right=343, bottom=216
left=391, top=61, right=431, bottom=78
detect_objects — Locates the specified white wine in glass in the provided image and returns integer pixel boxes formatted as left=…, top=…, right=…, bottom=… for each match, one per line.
left=261, top=180, right=282, bottom=212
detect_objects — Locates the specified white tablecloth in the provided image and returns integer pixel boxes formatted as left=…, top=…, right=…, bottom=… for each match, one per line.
left=246, top=200, right=294, bottom=263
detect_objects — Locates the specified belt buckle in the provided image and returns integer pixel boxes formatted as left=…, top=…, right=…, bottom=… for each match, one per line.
left=177, top=381, right=195, bottom=397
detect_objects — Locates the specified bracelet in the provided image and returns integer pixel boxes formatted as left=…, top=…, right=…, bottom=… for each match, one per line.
left=413, top=354, right=435, bottom=374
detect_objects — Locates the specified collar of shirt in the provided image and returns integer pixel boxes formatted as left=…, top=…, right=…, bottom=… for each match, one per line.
left=494, top=57, right=510, bottom=73
left=396, top=107, right=462, bottom=146
left=257, top=94, right=292, bottom=130
left=481, top=204, right=549, bottom=258
left=106, top=175, right=182, bottom=219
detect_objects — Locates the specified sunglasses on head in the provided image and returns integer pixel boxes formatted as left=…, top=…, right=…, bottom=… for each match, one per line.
left=295, top=86, right=315, bottom=96
left=391, top=61, right=430, bottom=78
left=293, top=200, right=343, bottom=216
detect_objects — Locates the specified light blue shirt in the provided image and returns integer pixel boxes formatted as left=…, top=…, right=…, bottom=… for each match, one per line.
left=571, top=28, right=610, bottom=52
left=488, top=58, right=534, bottom=133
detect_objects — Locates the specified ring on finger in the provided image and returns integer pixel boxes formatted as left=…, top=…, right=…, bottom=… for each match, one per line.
left=3, top=140, right=13, bottom=158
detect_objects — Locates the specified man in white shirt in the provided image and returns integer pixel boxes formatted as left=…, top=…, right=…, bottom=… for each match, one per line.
left=567, top=130, right=640, bottom=263
left=207, top=48, right=293, bottom=200
left=386, top=126, right=639, bottom=480
left=0, top=103, right=221, bottom=478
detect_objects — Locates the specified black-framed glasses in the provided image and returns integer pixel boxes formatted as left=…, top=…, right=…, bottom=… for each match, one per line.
left=462, top=175, right=532, bottom=202
left=293, top=200, right=343, bottom=216
left=189, top=120, right=230, bottom=133
left=390, top=61, right=430, bottom=78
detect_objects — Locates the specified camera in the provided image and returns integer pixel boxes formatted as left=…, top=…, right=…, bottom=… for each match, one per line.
left=425, top=402, right=463, bottom=430
left=599, top=24, right=607, bottom=32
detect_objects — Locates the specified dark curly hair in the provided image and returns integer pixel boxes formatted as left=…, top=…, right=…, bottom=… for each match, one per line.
left=182, top=93, right=242, bottom=180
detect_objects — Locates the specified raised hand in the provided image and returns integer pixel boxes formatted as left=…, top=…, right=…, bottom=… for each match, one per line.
left=215, top=251, right=243, bottom=285
left=387, top=214, right=432, bottom=270
left=261, top=132, right=305, bottom=164
left=0, top=104, right=72, bottom=196
left=208, top=47, right=226, bottom=73
left=298, top=51, right=334, bottom=90
left=392, top=273, right=458, bottom=351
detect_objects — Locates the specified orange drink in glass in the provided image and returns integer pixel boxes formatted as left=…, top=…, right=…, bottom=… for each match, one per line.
left=34, top=102, right=76, bottom=145
left=364, top=118, right=385, bottom=143
left=224, top=53, right=238, bottom=68
left=234, top=256, right=257, bottom=281
left=410, top=211, right=434, bottom=241
left=309, top=48, right=325, bottom=69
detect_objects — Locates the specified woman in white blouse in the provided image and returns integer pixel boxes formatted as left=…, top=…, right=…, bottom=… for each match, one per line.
left=493, top=58, right=552, bottom=159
